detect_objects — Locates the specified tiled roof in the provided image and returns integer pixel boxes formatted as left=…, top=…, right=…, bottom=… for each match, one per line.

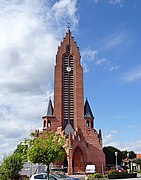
left=84, top=98, right=94, bottom=118
left=47, top=98, right=54, bottom=116
left=136, top=154, right=141, bottom=158
left=64, top=124, right=74, bottom=135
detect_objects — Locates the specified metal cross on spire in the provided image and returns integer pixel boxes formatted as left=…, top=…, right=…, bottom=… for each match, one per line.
left=67, top=21, right=70, bottom=31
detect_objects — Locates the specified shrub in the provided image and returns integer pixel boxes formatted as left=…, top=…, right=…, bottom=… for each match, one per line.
left=94, top=173, right=103, bottom=178
left=137, top=170, right=141, bottom=173
left=108, top=173, right=137, bottom=179
left=88, top=173, right=104, bottom=179
left=108, top=169, right=120, bottom=175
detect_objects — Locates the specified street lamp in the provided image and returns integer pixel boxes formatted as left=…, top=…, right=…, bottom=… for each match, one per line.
left=115, top=151, right=118, bottom=170
left=127, top=153, right=129, bottom=159
left=127, top=153, right=130, bottom=172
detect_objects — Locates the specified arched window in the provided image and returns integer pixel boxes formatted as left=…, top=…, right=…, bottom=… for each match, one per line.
left=78, top=134, right=81, bottom=141
left=43, top=120, right=46, bottom=128
left=86, top=120, right=89, bottom=127
left=91, top=121, right=93, bottom=128
left=47, top=121, right=51, bottom=128
left=66, top=45, right=70, bottom=55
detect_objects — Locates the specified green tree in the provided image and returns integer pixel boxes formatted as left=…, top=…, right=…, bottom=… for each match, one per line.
left=14, top=141, right=28, bottom=163
left=0, top=141, right=29, bottom=180
left=103, top=146, right=122, bottom=166
left=27, top=131, right=66, bottom=180
left=128, top=151, right=136, bottom=159
left=121, top=150, right=136, bottom=160
left=121, top=150, right=128, bottom=160
left=0, top=153, right=23, bottom=180
left=135, top=158, right=141, bottom=170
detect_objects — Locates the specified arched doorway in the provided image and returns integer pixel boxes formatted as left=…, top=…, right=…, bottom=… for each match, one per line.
left=73, top=147, right=84, bottom=173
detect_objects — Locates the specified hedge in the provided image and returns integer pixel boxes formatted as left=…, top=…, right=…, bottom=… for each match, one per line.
left=108, top=173, right=137, bottom=179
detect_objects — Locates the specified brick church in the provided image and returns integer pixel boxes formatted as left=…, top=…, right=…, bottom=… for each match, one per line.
left=37, top=28, right=105, bottom=174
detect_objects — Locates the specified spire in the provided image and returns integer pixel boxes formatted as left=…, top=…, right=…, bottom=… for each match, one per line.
left=84, top=98, right=94, bottom=118
left=47, top=97, right=54, bottom=116
left=67, top=21, right=70, bottom=32
left=98, top=129, right=102, bottom=144
left=98, top=129, right=102, bottom=139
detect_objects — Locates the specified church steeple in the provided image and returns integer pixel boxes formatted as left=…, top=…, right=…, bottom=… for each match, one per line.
left=47, top=98, right=54, bottom=116
left=84, top=98, right=94, bottom=118
left=54, top=28, right=83, bottom=130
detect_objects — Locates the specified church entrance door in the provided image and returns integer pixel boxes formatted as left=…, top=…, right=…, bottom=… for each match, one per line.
left=73, top=147, right=84, bottom=173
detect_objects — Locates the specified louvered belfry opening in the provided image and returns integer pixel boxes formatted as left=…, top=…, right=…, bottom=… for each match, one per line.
left=63, top=45, right=74, bottom=129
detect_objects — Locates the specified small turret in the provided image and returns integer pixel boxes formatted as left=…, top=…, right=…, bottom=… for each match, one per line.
left=47, top=97, right=54, bottom=116
left=84, top=98, right=94, bottom=118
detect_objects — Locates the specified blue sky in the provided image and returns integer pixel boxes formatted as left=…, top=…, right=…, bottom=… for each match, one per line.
left=0, top=0, right=141, bottom=161
left=76, top=0, right=141, bottom=152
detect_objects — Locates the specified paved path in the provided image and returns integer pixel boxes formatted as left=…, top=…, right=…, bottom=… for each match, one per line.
left=69, top=173, right=141, bottom=180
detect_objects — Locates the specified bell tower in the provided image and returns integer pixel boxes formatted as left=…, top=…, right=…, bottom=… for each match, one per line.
left=41, top=28, right=105, bottom=175
left=54, top=28, right=84, bottom=130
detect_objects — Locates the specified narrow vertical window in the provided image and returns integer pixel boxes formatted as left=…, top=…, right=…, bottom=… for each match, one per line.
left=43, top=120, right=46, bottom=128
left=47, top=121, right=51, bottom=127
left=78, top=134, right=81, bottom=141
left=91, top=121, right=93, bottom=128
left=86, top=121, right=89, bottom=127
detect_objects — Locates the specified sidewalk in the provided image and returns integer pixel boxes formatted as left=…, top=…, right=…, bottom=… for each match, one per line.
left=69, top=173, right=141, bottom=180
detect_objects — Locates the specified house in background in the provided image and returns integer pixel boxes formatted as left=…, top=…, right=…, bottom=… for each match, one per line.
left=122, top=153, right=141, bottom=172
left=20, top=162, right=46, bottom=178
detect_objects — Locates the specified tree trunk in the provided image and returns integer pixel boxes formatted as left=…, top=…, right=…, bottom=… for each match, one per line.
left=47, top=164, right=50, bottom=180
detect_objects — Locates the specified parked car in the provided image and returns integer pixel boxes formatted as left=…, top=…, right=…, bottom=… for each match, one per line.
left=85, top=165, right=96, bottom=176
left=50, top=168, right=65, bottom=174
left=30, top=173, right=77, bottom=180
left=30, top=173, right=55, bottom=180
left=105, top=166, right=126, bottom=174
left=116, top=166, right=126, bottom=172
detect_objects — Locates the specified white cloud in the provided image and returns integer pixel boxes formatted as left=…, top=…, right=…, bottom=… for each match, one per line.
left=110, top=130, right=118, bottom=134
left=0, top=0, right=78, bottom=160
left=119, top=140, right=141, bottom=153
left=93, top=0, right=99, bottom=3
left=123, top=66, right=141, bottom=82
left=92, top=0, right=123, bottom=7
left=95, top=58, right=107, bottom=65
left=102, top=30, right=134, bottom=52
left=108, top=0, right=123, bottom=7
left=81, top=48, right=119, bottom=72
left=81, top=48, right=97, bottom=72
left=51, top=0, right=78, bottom=26
left=127, top=125, right=136, bottom=129
left=103, top=130, right=141, bottom=153
left=103, top=133, right=119, bottom=147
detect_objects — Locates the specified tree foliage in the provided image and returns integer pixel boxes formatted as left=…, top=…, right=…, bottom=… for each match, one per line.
left=0, top=153, right=23, bottom=180
left=121, top=150, right=128, bottom=160
left=0, top=141, right=29, bottom=179
left=26, top=131, right=66, bottom=180
left=27, top=132, right=66, bottom=165
left=135, top=158, right=141, bottom=165
left=128, top=151, right=136, bottom=159
left=121, top=150, right=136, bottom=160
left=103, top=146, right=123, bottom=165
left=14, top=142, right=28, bottom=163
left=103, top=146, right=136, bottom=167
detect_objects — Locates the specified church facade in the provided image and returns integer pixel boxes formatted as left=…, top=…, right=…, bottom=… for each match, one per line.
left=38, top=29, right=105, bottom=174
